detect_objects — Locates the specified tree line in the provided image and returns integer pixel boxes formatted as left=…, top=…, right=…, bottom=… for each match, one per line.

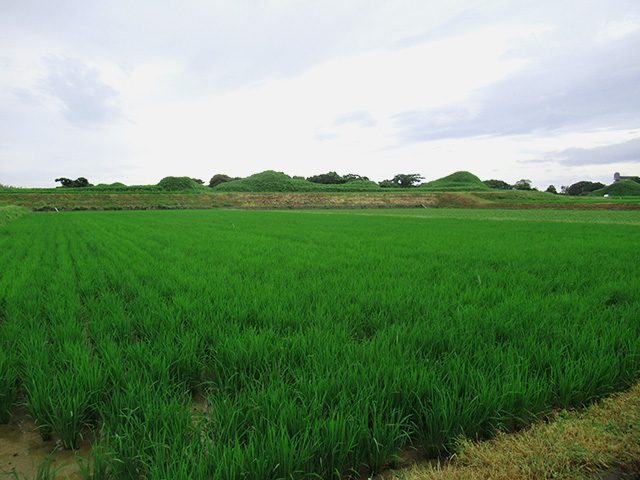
left=53, top=173, right=638, bottom=195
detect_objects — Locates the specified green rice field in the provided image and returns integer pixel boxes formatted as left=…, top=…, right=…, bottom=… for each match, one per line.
left=1, top=208, right=639, bottom=479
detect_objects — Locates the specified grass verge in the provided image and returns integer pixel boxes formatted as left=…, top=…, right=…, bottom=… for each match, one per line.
left=0, top=206, right=29, bottom=228
left=400, top=382, right=640, bottom=480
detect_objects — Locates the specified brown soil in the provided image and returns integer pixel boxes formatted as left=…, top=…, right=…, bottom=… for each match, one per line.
left=0, top=409, right=92, bottom=479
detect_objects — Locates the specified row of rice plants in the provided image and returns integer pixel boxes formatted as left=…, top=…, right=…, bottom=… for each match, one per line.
left=0, top=209, right=638, bottom=479
left=0, top=218, right=53, bottom=425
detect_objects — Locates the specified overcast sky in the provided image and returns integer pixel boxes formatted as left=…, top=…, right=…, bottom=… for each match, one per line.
left=1, top=0, right=639, bottom=189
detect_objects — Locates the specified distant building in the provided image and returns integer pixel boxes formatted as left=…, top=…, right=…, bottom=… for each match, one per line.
left=613, top=172, right=636, bottom=182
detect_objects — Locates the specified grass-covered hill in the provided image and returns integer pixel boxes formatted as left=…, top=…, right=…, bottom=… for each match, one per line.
left=156, top=176, right=208, bottom=191
left=419, top=171, right=491, bottom=192
left=213, top=170, right=381, bottom=193
left=590, top=180, right=640, bottom=197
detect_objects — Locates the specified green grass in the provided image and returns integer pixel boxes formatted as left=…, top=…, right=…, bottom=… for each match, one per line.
left=0, top=206, right=29, bottom=228
left=1, top=209, right=639, bottom=479
left=405, top=382, right=640, bottom=480
left=590, top=179, right=640, bottom=197
left=213, top=170, right=382, bottom=192
left=419, top=171, right=490, bottom=191
left=298, top=208, right=640, bottom=225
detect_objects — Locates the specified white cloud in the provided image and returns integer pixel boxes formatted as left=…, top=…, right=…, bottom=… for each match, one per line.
left=1, top=0, right=640, bottom=189
left=597, top=14, right=640, bottom=42
left=39, top=56, right=123, bottom=127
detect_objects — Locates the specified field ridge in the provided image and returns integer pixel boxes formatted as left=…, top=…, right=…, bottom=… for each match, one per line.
left=1, top=192, right=639, bottom=211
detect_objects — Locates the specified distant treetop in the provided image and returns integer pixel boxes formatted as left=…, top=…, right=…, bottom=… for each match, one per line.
left=55, top=177, right=93, bottom=188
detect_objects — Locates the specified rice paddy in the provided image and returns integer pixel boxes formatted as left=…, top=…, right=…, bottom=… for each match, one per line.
left=0, top=208, right=639, bottom=479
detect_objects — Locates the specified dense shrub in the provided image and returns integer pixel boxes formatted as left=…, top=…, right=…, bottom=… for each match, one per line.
left=213, top=171, right=304, bottom=192
left=565, top=181, right=605, bottom=196
left=55, top=177, right=93, bottom=188
left=483, top=179, right=512, bottom=190
left=214, top=171, right=382, bottom=192
left=209, top=174, right=234, bottom=188
left=307, top=172, right=347, bottom=184
left=157, top=177, right=205, bottom=192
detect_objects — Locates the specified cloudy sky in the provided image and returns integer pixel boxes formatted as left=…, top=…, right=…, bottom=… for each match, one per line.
left=1, top=0, right=639, bottom=189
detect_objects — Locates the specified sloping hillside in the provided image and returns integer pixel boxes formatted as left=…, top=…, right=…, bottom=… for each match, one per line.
left=419, top=171, right=490, bottom=192
left=591, top=180, right=640, bottom=197
left=213, top=170, right=381, bottom=192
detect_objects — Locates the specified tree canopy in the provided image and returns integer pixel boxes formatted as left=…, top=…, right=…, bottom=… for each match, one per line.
left=55, top=177, right=93, bottom=188
left=209, top=174, right=233, bottom=188
left=379, top=174, right=423, bottom=188
left=483, top=179, right=512, bottom=190
left=565, top=181, right=605, bottom=196
left=513, top=179, right=533, bottom=191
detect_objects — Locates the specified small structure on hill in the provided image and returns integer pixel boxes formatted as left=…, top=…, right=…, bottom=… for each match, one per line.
left=613, top=172, right=636, bottom=182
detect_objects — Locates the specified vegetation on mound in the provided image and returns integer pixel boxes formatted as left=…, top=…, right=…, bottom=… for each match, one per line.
left=157, top=176, right=208, bottom=192
left=213, top=170, right=382, bottom=192
left=591, top=180, right=640, bottom=197
left=564, top=180, right=606, bottom=196
left=94, top=182, right=127, bottom=188
left=420, top=171, right=490, bottom=192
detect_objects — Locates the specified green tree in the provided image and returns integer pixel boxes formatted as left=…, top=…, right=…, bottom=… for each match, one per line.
left=513, top=179, right=533, bottom=191
left=545, top=185, right=558, bottom=194
left=343, top=173, right=370, bottom=182
left=55, top=177, right=74, bottom=187
left=565, top=181, right=605, bottom=196
left=158, top=176, right=202, bottom=191
left=380, top=174, right=423, bottom=188
left=378, top=179, right=398, bottom=188
left=483, top=179, right=512, bottom=190
left=209, top=174, right=232, bottom=188
left=306, top=172, right=346, bottom=184
left=392, top=174, right=423, bottom=188
left=55, top=177, right=93, bottom=188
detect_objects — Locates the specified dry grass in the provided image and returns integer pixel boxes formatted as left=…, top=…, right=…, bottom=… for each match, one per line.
left=395, top=383, right=640, bottom=480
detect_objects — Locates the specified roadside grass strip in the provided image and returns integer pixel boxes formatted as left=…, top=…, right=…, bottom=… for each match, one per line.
left=403, top=382, right=640, bottom=480
left=0, top=209, right=638, bottom=479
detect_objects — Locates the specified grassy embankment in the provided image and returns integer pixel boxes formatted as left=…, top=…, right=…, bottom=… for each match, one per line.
left=0, top=206, right=29, bottom=228
left=2, top=170, right=639, bottom=211
left=1, top=190, right=639, bottom=212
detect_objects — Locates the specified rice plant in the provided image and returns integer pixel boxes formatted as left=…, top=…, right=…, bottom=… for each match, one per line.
left=0, top=349, right=18, bottom=423
left=1, top=208, right=639, bottom=479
